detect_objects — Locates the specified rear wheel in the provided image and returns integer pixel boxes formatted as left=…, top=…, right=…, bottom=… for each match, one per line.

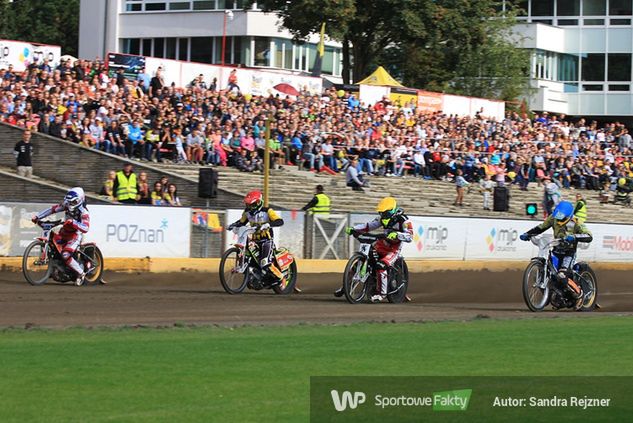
left=577, top=266, right=598, bottom=312
left=81, top=245, right=104, bottom=285
left=219, top=247, right=248, bottom=294
left=387, top=259, right=409, bottom=304
left=22, top=240, right=51, bottom=286
left=522, top=260, right=550, bottom=312
left=343, top=253, right=369, bottom=304
left=272, top=261, right=298, bottom=295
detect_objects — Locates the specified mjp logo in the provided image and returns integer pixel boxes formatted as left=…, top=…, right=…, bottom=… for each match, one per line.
left=413, top=225, right=448, bottom=252
left=603, top=235, right=633, bottom=252
left=331, top=390, right=366, bottom=412
left=485, top=228, right=518, bottom=253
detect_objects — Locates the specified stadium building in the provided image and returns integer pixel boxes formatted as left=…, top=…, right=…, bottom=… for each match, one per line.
left=510, top=0, right=633, bottom=117
left=79, top=0, right=344, bottom=80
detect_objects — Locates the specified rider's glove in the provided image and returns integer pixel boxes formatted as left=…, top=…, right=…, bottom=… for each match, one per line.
left=519, top=233, right=530, bottom=241
left=31, top=215, right=39, bottom=224
left=386, top=231, right=399, bottom=241
left=565, top=234, right=576, bottom=243
left=63, top=219, right=75, bottom=230
left=227, top=223, right=236, bottom=231
left=259, top=223, right=271, bottom=231
left=345, top=227, right=355, bottom=236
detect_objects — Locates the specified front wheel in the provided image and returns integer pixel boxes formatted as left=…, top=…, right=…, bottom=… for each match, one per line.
left=343, top=253, right=369, bottom=304
left=22, top=240, right=51, bottom=286
left=81, top=245, right=104, bottom=285
left=577, top=265, right=598, bottom=312
left=522, top=260, right=550, bottom=312
left=387, top=259, right=409, bottom=304
left=219, top=247, right=249, bottom=294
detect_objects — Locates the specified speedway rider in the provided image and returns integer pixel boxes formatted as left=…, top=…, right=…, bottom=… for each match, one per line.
left=227, top=191, right=287, bottom=284
left=337, top=197, right=413, bottom=302
left=520, top=200, right=592, bottom=309
left=31, top=187, right=91, bottom=286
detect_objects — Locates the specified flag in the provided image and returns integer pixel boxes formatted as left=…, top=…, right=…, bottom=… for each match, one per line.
left=311, top=22, right=326, bottom=77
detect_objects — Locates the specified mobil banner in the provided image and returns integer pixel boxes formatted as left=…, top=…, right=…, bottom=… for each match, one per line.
left=417, top=90, right=444, bottom=113
left=402, top=216, right=466, bottom=260
left=0, top=39, right=61, bottom=72
left=592, top=223, right=633, bottom=262
left=464, top=218, right=539, bottom=260
left=86, top=205, right=191, bottom=258
left=224, top=209, right=305, bottom=258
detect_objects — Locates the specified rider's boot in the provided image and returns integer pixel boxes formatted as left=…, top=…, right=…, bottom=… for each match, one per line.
left=370, top=294, right=386, bottom=303
left=74, top=272, right=85, bottom=286
left=371, top=270, right=388, bottom=302
left=334, top=287, right=344, bottom=297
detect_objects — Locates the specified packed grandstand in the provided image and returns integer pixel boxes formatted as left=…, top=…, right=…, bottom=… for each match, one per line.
left=2, top=57, right=633, bottom=211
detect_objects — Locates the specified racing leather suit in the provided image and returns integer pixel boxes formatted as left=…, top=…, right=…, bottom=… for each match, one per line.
left=36, top=203, right=90, bottom=276
left=230, top=207, right=285, bottom=279
left=353, top=211, right=413, bottom=295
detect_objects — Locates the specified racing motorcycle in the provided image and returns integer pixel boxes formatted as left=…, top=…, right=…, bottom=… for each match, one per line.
left=522, top=235, right=598, bottom=312
left=219, top=226, right=297, bottom=295
left=342, top=232, right=409, bottom=304
left=22, top=220, right=104, bottom=286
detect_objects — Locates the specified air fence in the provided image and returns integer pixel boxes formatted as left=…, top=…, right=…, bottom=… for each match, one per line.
left=1, top=202, right=633, bottom=262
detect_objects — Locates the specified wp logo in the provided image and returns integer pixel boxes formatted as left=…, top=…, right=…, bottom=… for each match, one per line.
left=330, top=390, right=366, bottom=411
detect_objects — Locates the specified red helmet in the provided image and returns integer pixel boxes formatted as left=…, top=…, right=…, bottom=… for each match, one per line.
left=244, top=190, right=263, bottom=212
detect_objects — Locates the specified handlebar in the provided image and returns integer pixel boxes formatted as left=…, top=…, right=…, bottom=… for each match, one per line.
left=36, top=220, right=62, bottom=230
left=353, top=232, right=387, bottom=244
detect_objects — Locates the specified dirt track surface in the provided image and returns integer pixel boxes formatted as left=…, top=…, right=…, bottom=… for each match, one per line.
left=1, top=269, right=633, bottom=328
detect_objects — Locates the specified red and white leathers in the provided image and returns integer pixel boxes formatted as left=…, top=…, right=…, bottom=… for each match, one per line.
left=36, top=203, right=90, bottom=276
left=353, top=212, right=413, bottom=295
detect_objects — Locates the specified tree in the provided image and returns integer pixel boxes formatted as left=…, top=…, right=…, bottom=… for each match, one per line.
left=0, top=0, right=80, bottom=56
left=255, top=0, right=530, bottom=101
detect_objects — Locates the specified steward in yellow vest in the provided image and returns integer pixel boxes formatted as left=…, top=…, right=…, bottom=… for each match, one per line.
left=113, top=163, right=139, bottom=204
left=302, top=185, right=331, bottom=215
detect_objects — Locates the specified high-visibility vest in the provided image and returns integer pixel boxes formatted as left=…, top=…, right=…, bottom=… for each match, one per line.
left=116, top=171, right=138, bottom=201
left=311, top=193, right=331, bottom=214
left=574, top=199, right=587, bottom=223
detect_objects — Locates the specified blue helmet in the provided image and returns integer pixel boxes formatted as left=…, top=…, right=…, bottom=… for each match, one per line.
left=63, top=187, right=85, bottom=211
left=552, top=201, right=574, bottom=225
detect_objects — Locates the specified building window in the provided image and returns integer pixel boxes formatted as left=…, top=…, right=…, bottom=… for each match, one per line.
left=582, top=53, right=605, bottom=81
left=609, top=0, right=632, bottom=15
left=531, top=0, right=554, bottom=16
left=193, top=1, right=216, bottom=10
left=323, top=47, right=335, bottom=75
left=191, top=37, right=213, bottom=63
left=283, top=41, right=293, bottom=70
left=154, top=38, right=165, bottom=58
left=557, top=0, right=580, bottom=16
left=166, top=38, right=177, bottom=59
left=608, top=53, right=631, bottom=81
left=169, top=2, right=191, bottom=10
left=123, top=39, right=141, bottom=55
left=179, top=38, right=189, bottom=61
left=145, top=2, right=167, bottom=11
left=254, top=37, right=270, bottom=67
left=609, top=84, right=630, bottom=91
left=558, top=53, right=579, bottom=81
left=583, top=18, right=605, bottom=24
left=582, top=0, right=605, bottom=15
left=126, top=2, right=143, bottom=12
left=142, top=39, right=152, bottom=56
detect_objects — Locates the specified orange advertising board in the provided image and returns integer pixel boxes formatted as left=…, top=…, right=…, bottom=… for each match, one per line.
left=417, top=90, right=444, bottom=113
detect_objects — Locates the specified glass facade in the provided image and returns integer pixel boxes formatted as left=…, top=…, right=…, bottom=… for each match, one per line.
left=121, top=36, right=342, bottom=76
left=125, top=0, right=249, bottom=12
left=513, top=0, right=633, bottom=25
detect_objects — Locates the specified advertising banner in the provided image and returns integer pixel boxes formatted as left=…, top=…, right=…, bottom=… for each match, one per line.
left=85, top=205, right=191, bottom=258
left=224, top=209, right=305, bottom=258
left=0, top=205, right=12, bottom=256
left=417, top=90, right=444, bottom=114
left=592, top=223, right=633, bottom=262
left=464, top=218, right=539, bottom=261
left=0, top=39, right=61, bottom=72
left=107, top=52, right=146, bottom=80
left=359, top=85, right=390, bottom=107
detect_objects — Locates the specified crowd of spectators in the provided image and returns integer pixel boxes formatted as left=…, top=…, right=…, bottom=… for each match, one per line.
left=2, top=56, right=633, bottom=203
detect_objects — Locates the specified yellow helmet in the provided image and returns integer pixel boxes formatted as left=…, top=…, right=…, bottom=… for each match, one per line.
left=619, top=178, right=627, bottom=187
left=376, top=197, right=398, bottom=227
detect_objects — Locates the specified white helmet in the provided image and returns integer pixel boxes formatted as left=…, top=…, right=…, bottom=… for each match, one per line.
left=545, top=182, right=559, bottom=195
left=64, top=187, right=85, bottom=211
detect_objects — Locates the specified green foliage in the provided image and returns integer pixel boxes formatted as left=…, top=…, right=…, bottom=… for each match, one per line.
left=0, top=0, right=79, bottom=56
left=256, top=0, right=530, bottom=100
left=1, top=317, right=633, bottom=421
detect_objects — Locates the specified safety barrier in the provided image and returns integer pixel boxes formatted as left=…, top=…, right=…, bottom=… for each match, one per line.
left=2, top=202, right=633, bottom=262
